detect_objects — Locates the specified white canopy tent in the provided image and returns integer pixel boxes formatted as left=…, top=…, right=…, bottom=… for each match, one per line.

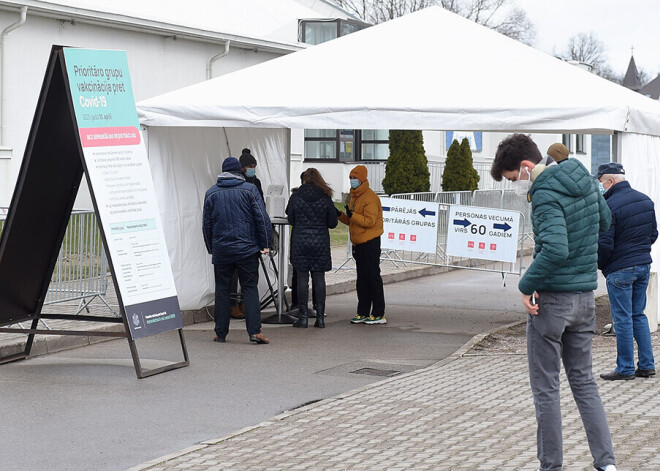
left=137, top=6, right=660, bottom=311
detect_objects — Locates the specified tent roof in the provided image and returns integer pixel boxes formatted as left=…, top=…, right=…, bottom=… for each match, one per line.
left=137, top=6, right=660, bottom=137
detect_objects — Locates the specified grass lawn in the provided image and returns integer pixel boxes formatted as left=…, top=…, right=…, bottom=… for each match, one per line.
left=331, top=202, right=349, bottom=246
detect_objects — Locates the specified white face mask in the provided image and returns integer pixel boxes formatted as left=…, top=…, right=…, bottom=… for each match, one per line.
left=511, top=165, right=532, bottom=196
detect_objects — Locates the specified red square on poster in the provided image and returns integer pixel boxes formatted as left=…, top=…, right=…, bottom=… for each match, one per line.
left=399, top=233, right=406, bottom=240
left=490, top=243, right=497, bottom=251
left=468, top=241, right=475, bottom=248
left=478, top=242, right=486, bottom=249
left=411, top=235, right=417, bottom=242
left=388, top=232, right=395, bottom=239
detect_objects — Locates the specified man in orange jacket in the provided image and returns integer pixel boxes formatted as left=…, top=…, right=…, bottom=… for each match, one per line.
left=338, top=165, right=386, bottom=325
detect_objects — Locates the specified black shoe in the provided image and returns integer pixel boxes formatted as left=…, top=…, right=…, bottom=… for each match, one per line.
left=293, top=317, right=308, bottom=328
left=635, top=368, right=656, bottom=378
left=600, top=370, right=635, bottom=381
left=213, top=336, right=225, bottom=343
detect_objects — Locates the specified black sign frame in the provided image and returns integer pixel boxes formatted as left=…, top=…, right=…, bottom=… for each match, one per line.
left=0, top=46, right=188, bottom=378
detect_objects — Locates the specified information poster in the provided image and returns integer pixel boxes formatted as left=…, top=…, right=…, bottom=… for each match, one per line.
left=63, top=48, right=182, bottom=339
left=380, top=197, right=439, bottom=254
left=446, top=205, right=520, bottom=263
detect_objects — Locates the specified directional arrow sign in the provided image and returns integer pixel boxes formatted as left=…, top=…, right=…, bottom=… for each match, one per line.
left=419, top=208, right=436, bottom=218
left=453, top=218, right=471, bottom=227
left=493, top=222, right=511, bottom=231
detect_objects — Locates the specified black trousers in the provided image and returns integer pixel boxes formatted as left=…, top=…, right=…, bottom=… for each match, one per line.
left=352, top=236, right=385, bottom=317
left=296, top=270, right=326, bottom=316
left=291, top=268, right=317, bottom=309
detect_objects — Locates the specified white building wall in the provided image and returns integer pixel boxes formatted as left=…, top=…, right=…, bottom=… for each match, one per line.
left=0, top=0, right=355, bottom=206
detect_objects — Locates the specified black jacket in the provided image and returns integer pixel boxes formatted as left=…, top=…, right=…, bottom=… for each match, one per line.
left=598, top=181, right=657, bottom=276
left=286, top=183, right=338, bottom=272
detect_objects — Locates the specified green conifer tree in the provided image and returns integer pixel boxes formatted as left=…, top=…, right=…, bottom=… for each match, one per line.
left=441, top=138, right=480, bottom=191
left=381, top=130, right=430, bottom=195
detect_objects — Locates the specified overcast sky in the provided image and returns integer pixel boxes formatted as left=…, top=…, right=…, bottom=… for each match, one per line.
left=515, top=0, right=660, bottom=79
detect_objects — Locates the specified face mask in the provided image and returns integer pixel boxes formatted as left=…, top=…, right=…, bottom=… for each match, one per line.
left=245, top=168, right=256, bottom=178
left=598, top=181, right=606, bottom=195
left=511, top=165, right=531, bottom=196
left=350, top=178, right=361, bottom=189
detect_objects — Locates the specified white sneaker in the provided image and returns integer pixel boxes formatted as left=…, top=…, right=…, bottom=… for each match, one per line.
left=598, top=465, right=617, bottom=471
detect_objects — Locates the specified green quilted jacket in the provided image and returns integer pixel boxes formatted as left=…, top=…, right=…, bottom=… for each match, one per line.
left=519, top=159, right=611, bottom=295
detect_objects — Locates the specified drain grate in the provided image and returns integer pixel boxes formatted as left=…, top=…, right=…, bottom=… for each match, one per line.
left=351, top=367, right=402, bottom=377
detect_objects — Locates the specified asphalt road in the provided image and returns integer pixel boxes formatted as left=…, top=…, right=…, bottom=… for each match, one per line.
left=0, top=269, right=523, bottom=471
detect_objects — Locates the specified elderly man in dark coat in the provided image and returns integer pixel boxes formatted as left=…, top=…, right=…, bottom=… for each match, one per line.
left=286, top=168, right=337, bottom=328
left=596, top=162, right=657, bottom=381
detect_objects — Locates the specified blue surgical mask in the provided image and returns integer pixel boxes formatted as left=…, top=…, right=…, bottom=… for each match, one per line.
left=350, top=178, right=360, bottom=189
left=598, top=181, right=606, bottom=195
left=246, top=168, right=256, bottom=178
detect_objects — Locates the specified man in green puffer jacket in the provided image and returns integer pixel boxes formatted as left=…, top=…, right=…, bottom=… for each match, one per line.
left=491, top=134, right=617, bottom=471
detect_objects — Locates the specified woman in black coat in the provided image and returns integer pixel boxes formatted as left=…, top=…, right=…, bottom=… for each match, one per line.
left=286, top=168, right=338, bottom=328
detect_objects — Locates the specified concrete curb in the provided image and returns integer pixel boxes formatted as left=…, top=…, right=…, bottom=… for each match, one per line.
left=2, top=263, right=443, bottom=361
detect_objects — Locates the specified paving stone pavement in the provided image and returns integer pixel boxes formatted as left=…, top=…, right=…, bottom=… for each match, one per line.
left=3, top=245, right=659, bottom=471
left=130, top=341, right=660, bottom=471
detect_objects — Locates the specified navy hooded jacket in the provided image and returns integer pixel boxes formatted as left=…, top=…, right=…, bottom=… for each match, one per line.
left=203, top=172, right=273, bottom=264
left=598, top=180, right=657, bottom=277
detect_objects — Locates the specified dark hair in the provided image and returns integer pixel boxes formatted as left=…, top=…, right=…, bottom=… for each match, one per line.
left=302, top=167, right=333, bottom=197
left=490, top=134, right=542, bottom=181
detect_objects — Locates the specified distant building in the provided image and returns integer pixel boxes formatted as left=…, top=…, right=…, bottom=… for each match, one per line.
left=639, top=74, right=660, bottom=100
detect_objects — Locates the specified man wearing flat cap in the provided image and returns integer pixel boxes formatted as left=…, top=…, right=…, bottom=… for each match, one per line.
left=203, top=156, right=273, bottom=344
left=596, top=162, right=657, bottom=381
left=338, top=165, right=386, bottom=325
left=547, top=143, right=569, bottom=163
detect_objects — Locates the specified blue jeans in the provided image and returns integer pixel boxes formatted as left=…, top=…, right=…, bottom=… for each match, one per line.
left=214, top=253, right=262, bottom=338
left=606, top=264, right=655, bottom=375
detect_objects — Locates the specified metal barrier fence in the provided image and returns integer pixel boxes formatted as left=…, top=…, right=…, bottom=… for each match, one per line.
left=0, top=209, right=114, bottom=320
left=384, top=190, right=532, bottom=277
left=428, top=162, right=513, bottom=192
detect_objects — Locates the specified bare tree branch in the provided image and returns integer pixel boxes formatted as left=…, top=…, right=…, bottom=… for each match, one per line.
left=332, top=0, right=535, bottom=45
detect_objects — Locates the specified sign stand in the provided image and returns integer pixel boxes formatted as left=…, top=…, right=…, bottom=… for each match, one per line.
left=0, top=46, right=188, bottom=378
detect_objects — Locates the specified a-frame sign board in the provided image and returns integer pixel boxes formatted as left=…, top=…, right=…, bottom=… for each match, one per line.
left=0, top=46, right=188, bottom=378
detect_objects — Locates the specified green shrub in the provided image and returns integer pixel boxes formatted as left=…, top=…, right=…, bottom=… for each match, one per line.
left=381, top=130, right=430, bottom=195
left=441, top=138, right=480, bottom=191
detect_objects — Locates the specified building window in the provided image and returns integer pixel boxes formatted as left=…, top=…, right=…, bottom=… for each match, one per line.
left=576, top=134, right=585, bottom=154
left=299, top=19, right=368, bottom=45
left=360, top=129, right=389, bottom=160
left=304, top=129, right=389, bottom=161
left=562, top=134, right=574, bottom=153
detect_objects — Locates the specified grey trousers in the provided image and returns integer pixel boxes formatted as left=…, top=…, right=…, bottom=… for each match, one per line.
left=527, top=291, right=616, bottom=471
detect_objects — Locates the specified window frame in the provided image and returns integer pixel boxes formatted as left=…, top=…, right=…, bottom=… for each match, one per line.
left=575, top=134, right=586, bottom=154
left=299, top=18, right=368, bottom=45
left=304, top=129, right=390, bottom=162
left=562, top=133, right=574, bottom=153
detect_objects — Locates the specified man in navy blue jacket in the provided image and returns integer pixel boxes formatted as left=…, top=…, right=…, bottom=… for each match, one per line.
left=203, top=157, right=273, bottom=344
left=596, top=162, right=657, bottom=380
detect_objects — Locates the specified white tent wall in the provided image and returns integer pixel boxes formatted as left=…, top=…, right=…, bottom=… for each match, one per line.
left=620, top=132, right=660, bottom=331
left=137, top=6, right=660, bottom=313
left=145, top=126, right=289, bottom=310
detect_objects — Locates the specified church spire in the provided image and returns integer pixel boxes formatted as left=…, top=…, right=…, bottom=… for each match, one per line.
left=622, top=53, right=642, bottom=91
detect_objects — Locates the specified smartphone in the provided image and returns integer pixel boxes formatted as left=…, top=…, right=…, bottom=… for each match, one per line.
left=530, top=294, right=537, bottom=306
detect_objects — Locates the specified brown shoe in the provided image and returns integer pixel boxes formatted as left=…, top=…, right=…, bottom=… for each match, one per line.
left=230, top=305, right=244, bottom=319
left=249, top=332, right=269, bottom=344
